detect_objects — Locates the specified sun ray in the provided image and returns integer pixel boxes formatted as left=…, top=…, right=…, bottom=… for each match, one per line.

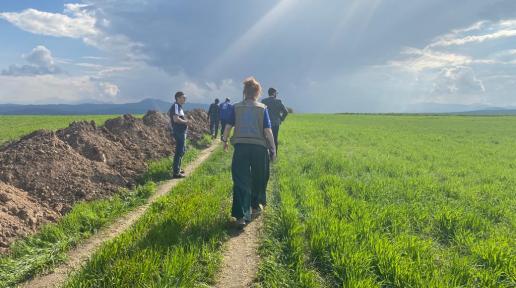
left=204, top=0, right=297, bottom=77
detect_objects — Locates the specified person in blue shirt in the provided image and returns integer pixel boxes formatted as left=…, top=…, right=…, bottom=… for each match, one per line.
left=222, top=77, right=276, bottom=228
left=219, top=98, right=232, bottom=140
left=168, top=91, right=188, bottom=178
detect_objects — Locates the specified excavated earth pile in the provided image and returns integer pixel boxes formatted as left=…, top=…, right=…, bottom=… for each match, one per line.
left=0, top=109, right=209, bottom=251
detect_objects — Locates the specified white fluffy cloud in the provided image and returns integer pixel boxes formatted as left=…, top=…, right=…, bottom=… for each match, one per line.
left=0, top=4, right=142, bottom=59
left=1, top=45, right=61, bottom=76
left=0, top=4, right=96, bottom=38
left=385, top=19, right=516, bottom=106
left=97, top=81, right=120, bottom=97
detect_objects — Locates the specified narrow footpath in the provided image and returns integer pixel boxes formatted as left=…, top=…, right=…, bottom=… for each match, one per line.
left=20, top=142, right=220, bottom=288
left=215, top=216, right=263, bottom=288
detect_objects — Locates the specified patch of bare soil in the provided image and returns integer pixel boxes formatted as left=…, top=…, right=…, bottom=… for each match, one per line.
left=0, top=109, right=209, bottom=251
left=0, top=182, right=59, bottom=254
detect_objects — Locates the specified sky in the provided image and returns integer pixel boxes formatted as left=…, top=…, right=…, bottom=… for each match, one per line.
left=0, top=0, right=515, bottom=112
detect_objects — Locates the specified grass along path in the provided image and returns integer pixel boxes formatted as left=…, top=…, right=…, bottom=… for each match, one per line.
left=19, top=142, right=219, bottom=288
left=63, top=143, right=232, bottom=287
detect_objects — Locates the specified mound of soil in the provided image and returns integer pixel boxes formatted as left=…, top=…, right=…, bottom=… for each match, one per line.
left=0, top=109, right=209, bottom=251
left=0, top=181, right=59, bottom=253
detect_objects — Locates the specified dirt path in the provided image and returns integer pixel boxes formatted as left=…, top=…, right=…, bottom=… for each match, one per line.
left=215, top=216, right=263, bottom=288
left=19, top=142, right=220, bottom=288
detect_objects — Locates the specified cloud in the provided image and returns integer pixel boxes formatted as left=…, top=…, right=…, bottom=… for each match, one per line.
left=429, top=19, right=516, bottom=48
left=430, top=66, right=485, bottom=103
left=0, top=4, right=143, bottom=60
left=97, top=81, right=120, bottom=97
left=181, top=79, right=240, bottom=103
left=389, top=48, right=473, bottom=72
left=0, top=4, right=96, bottom=38
left=1, top=45, right=61, bottom=76
left=383, top=18, right=516, bottom=107
left=0, top=75, right=121, bottom=104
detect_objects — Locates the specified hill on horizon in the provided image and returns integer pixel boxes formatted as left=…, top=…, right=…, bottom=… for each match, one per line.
left=0, top=99, right=209, bottom=115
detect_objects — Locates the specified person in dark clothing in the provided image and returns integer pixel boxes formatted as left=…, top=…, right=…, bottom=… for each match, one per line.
left=222, top=77, right=276, bottom=228
left=261, top=88, right=288, bottom=152
left=168, top=91, right=188, bottom=179
left=208, top=98, right=220, bottom=139
left=219, top=98, right=232, bottom=139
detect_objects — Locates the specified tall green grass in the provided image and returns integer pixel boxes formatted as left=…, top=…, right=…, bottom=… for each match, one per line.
left=0, top=150, right=199, bottom=288
left=65, top=147, right=233, bottom=287
left=0, top=115, right=118, bottom=145
left=257, top=115, right=516, bottom=287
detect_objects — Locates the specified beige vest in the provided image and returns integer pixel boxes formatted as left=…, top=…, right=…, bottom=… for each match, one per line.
left=230, top=100, right=267, bottom=147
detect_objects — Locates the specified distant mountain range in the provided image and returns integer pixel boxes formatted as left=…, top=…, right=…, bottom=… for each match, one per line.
left=0, top=99, right=209, bottom=115
left=2, top=99, right=515, bottom=115
left=405, top=103, right=516, bottom=115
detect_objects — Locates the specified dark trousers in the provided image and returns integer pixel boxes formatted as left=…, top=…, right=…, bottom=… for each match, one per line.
left=231, top=144, right=269, bottom=220
left=210, top=118, right=220, bottom=137
left=220, top=121, right=228, bottom=139
left=271, top=125, right=280, bottom=151
left=172, top=131, right=186, bottom=175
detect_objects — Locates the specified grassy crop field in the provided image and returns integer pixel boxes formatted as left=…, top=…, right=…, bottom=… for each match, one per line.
left=257, top=115, right=515, bottom=287
left=0, top=115, right=121, bottom=145
left=1, top=114, right=515, bottom=287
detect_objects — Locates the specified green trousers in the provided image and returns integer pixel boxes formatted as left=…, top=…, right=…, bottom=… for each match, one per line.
left=231, top=144, right=269, bottom=219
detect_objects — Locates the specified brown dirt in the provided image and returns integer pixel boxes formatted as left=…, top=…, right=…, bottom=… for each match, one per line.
left=0, top=109, right=209, bottom=251
left=216, top=216, right=263, bottom=288
left=19, top=141, right=219, bottom=288
left=0, top=182, right=59, bottom=254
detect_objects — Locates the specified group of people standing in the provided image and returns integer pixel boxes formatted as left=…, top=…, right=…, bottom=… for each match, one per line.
left=207, top=97, right=233, bottom=140
left=168, top=76, right=288, bottom=228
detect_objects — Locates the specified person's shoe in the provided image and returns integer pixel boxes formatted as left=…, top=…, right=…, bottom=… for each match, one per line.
left=172, top=173, right=186, bottom=179
left=180, top=169, right=186, bottom=174
left=236, top=218, right=246, bottom=228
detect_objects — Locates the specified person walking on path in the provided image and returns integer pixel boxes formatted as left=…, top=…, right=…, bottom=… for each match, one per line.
left=168, top=91, right=188, bottom=179
left=261, top=87, right=288, bottom=153
left=222, top=77, right=276, bottom=227
left=219, top=98, right=232, bottom=140
left=208, top=98, right=220, bottom=139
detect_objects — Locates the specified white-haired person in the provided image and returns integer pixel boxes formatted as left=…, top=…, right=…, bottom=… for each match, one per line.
left=222, top=77, right=276, bottom=227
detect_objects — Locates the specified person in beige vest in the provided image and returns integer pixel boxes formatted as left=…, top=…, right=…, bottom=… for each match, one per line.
left=222, top=77, right=276, bottom=227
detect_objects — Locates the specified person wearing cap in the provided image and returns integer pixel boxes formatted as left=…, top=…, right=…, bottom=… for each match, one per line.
left=219, top=98, right=232, bottom=140
left=261, top=87, right=288, bottom=153
left=222, top=77, right=276, bottom=227
left=208, top=98, right=220, bottom=139
left=168, top=91, right=188, bottom=178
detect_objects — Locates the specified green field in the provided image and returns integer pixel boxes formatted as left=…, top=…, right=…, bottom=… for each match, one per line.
left=0, top=115, right=119, bottom=145
left=1, top=114, right=515, bottom=287
left=258, top=115, right=516, bottom=287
